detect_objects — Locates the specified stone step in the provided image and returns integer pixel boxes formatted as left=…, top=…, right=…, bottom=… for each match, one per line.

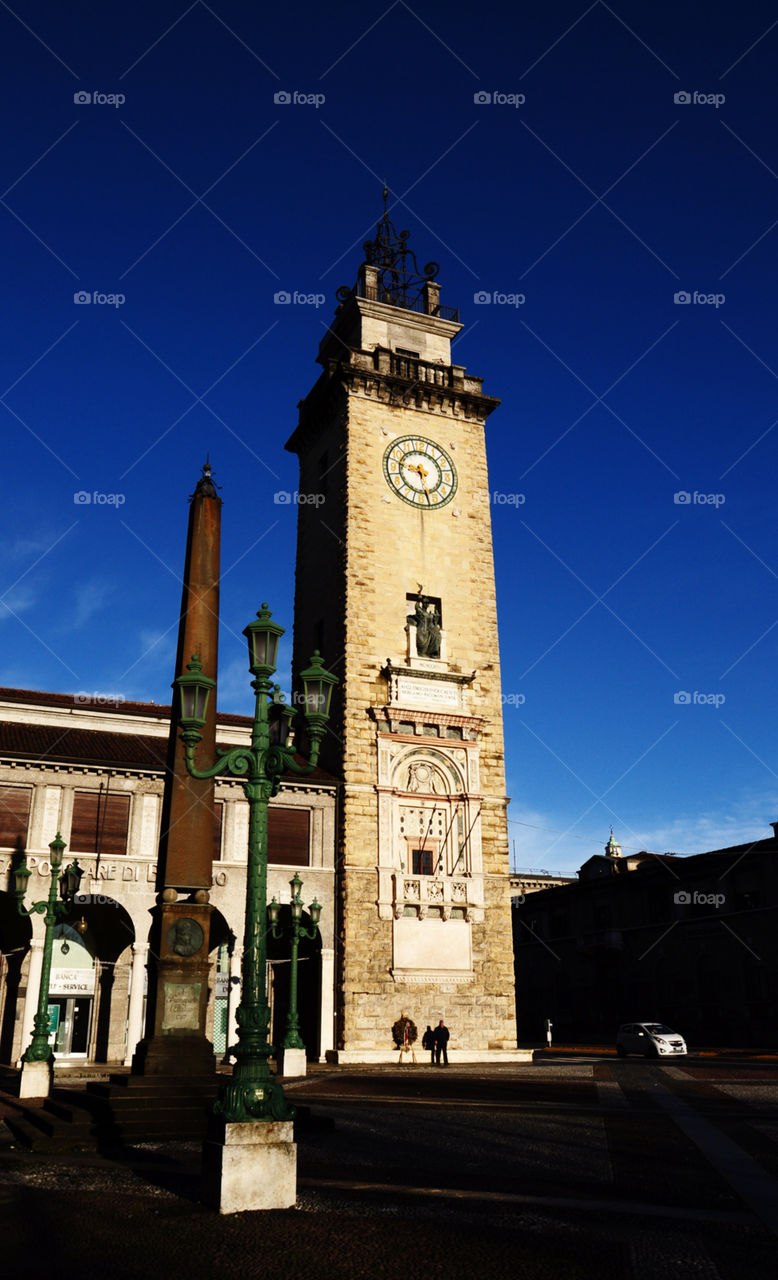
left=4, top=1104, right=98, bottom=1151
left=45, top=1095, right=91, bottom=1123
left=4, top=1114, right=52, bottom=1149
left=86, top=1075, right=220, bottom=1100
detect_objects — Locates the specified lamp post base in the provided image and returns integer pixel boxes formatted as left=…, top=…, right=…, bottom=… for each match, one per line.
left=278, top=1046, right=307, bottom=1077
left=19, top=1058, right=53, bottom=1099
left=202, top=1117, right=296, bottom=1212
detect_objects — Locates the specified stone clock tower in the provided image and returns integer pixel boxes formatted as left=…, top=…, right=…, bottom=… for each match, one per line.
left=286, top=196, right=522, bottom=1061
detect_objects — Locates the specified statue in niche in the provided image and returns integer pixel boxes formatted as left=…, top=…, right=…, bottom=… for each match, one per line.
left=407, top=584, right=441, bottom=658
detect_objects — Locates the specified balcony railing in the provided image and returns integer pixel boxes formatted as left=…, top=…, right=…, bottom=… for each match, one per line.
left=356, top=283, right=460, bottom=323
left=388, top=353, right=454, bottom=386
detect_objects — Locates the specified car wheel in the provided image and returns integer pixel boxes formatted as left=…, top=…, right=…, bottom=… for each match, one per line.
left=646, top=1046, right=659, bottom=1059
left=616, top=1046, right=626, bottom=1057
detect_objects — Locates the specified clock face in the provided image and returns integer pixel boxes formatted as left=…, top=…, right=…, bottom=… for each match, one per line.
left=383, top=435, right=458, bottom=508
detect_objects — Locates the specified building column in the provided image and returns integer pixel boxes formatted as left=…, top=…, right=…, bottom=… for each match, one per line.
left=319, top=947, right=335, bottom=1061
left=17, top=939, right=44, bottom=1066
left=123, top=943, right=150, bottom=1066
left=225, top=946, right=242, bottom=1063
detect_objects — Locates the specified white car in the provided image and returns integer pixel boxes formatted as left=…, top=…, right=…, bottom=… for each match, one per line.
left=616, top=1022, right=687, bottom=1058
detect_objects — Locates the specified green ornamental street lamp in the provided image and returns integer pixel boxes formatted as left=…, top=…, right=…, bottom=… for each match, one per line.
left=175, top=603, right=336, bottom=1124
left=268, top=874, right=322, bottom=1053
left=15, top=834, right=85, bottom=1064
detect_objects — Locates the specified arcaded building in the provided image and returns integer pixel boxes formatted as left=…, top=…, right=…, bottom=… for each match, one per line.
left=0, top=688, right=336, bottom=1066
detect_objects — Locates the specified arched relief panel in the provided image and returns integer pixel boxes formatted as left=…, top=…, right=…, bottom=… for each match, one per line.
left=389, top=746, right=465, bottom=796
left=376, top=740, right=485, bottom=928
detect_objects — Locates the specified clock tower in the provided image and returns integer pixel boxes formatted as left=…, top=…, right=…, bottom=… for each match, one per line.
left=286, top=196, right=522, bottom=1060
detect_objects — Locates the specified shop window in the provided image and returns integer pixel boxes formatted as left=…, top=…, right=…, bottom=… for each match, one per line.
left=0, top=785, right=32, bottom=848
left=268, top=806, right=310, bottom=866
left=70, top=790, right=130, bottom=857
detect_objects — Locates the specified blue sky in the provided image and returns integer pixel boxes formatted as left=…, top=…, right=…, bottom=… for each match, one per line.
left=2, top=1, right=778, bottom=875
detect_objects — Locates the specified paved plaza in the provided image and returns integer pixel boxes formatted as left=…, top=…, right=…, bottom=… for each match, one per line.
left=2, top=1055, right=778, bottom=1279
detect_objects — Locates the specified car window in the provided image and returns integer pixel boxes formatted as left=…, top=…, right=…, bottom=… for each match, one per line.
left=644, top=1023, right=673, bottom=1034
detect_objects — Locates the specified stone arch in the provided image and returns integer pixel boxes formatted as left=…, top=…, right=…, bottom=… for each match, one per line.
left=208, top=905, right=233, bottom=954
left=0, top=890, right=32, bottom=1064
left=64, top=895, right=136, bottom=1062
left=266, top=905, right=322, bottom=1061
left=391, top=746, right=464, bottom=796
left=206, top=905, right=234, bottom=1057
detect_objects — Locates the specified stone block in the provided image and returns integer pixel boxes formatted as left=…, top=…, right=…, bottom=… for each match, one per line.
left=19, top=1058, right=52, bottom=1099
left=278, top=1047, right=307, bottom=1077
left=202, top=1120, right=296, bottom=1213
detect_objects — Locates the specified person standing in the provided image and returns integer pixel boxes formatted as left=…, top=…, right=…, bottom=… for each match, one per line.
left=422, top=1024, right=435, bottom=1063
left=433, top=1018, right=450, bottom=1066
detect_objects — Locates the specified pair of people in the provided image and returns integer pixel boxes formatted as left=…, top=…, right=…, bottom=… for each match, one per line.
left=422, top=1019, right=450, bottom=1065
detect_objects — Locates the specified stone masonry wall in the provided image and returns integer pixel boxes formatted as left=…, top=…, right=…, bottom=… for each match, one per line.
left=336, top=390, right=517, bottom=1051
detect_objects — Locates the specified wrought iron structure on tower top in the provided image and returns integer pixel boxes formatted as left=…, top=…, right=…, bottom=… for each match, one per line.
left=336, top=187, right=459, bottom=321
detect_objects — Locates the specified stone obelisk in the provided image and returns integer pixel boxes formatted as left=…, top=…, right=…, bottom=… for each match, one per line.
left=133, top=461, right=221, bottom=1075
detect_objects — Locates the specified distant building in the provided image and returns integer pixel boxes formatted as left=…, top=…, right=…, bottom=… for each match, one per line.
left=510, top=869, right=575, bottom=899
left=512, top=828, right=778, bottom=1047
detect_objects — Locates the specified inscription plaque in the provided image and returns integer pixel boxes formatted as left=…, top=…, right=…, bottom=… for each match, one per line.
left=162, top=981, right=202, bottom=1031
left=396, top=677, right=460, bottom=709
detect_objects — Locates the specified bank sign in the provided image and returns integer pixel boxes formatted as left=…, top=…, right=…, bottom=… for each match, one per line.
left=49, top=967, right=96, bottom=996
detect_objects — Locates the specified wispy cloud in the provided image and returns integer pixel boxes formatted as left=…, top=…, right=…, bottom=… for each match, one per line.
left=634, top=793, right=776, bottom=860
left=0, top=586, right=38, bottom=622
left=509, top=790, right=776, bottom=877
left=64, top=579, right=112, bottom=630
